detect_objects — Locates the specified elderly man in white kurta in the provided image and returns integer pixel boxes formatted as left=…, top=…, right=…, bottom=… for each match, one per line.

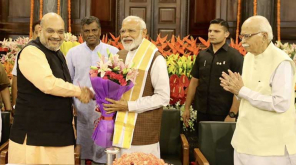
left=66, top=16, right=118, bottom=164
left=220, top=15, right=296, bottom=165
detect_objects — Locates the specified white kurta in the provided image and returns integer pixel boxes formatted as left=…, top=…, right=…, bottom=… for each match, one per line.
left=66, top=42, right=119, bottom=163
left=235, top=59, right=296, bottom=165
left=119, top=48, right=170, bottom=158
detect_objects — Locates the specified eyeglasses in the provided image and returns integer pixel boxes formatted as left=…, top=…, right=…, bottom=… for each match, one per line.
left=239, top=32, right=263, bottom=40
left=119, top=29, right=143, bottom=35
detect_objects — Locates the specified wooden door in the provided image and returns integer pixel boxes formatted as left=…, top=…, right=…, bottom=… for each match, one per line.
left=153, top=0, right=188, bottom=39
left=116, top=0, right=152, bottom=36
left=189, top=0, right=216, bottom=40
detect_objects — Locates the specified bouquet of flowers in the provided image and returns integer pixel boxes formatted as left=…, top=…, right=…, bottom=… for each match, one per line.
left=90, top=49, right=138, bottom=148
left=0, top=37, right=30, bottom=77
left=113, top=152, right=167, bottom=165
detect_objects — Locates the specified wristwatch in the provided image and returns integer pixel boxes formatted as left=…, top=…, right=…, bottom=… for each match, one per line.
left=228, top=112, right=237, bottom=118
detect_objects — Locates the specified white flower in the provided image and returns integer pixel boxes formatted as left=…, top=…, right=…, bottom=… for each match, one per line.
left=64, top=33, right=78, bottom=42
left=0, top=37, right=30, bottom=69
left=276, top=41, right=296, bottom=65
left=165, top=102, right=197, bottom=132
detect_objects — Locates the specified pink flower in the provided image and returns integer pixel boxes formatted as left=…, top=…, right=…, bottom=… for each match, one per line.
left=1, top=56, right=5, bottom=63
left=90, top=69, right=98, bottom=77
left=126, top=69, right=139, bottom=84
left=108, top=52, right=122, bottom=68
left=119, top=61, right=126, bottom=71
left=97, top=52, right=112, bottom=77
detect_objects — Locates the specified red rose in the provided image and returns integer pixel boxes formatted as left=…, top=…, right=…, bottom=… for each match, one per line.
left=110, top=72, right=117, bottom=79
left=105, top=71, right=112, bottom=76
left=114, top=73, right=123, bottom=80
left=119, top=78, right=127, bottom=86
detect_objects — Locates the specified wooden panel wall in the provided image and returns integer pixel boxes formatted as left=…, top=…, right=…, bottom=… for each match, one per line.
left=0, top=0, right=75, bottom=40
left=189, top=0, right=216, bottom=40
left=190, top=0, right=296, bottom=43
left=90, top=0, right=116, bottom=36
left=280, top=0, right=296, bottom=43
left=241, top=0, right=276, bottom=41
left=117, top=0, right=188, bottom=39
left=71, top=0, right=91, bottom=36
left=120, top=0, right=152, bottom=36
left=0, top=0, right=31, bottom=40
left=1, top=0, right=296, bottom=43
left=153, top=0, right=188, bottom=39
left=216, top=0, right=238, bottom=40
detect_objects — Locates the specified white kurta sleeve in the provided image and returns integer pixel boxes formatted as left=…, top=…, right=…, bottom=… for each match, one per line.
left=128, top=55, right=170, bottom=113
left=238, top=61, right=293, bottom=113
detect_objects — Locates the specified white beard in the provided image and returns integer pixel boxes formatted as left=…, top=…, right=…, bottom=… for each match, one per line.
left=122, top=34, right=143, bottom=51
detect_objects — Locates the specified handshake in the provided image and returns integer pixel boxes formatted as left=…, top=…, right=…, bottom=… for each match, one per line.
left=76, top=87, right=94, bottom=103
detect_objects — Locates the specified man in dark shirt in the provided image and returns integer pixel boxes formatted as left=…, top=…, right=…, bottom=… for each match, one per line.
left=182, top=18, right=243, bottom=128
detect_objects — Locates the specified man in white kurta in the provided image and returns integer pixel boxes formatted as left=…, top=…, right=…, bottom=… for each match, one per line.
left=114, top=46, right=169, bottom=158
left=104, top=16, right=170, bottom=158
left=66, top=16, right=118, bottom=164
left=220, top=15, right=296, bottom=165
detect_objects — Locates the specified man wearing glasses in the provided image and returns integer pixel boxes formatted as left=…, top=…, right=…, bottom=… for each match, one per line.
left=220, top=15, right=296, bottom=165
left=183, top=18, right=243, bottom=131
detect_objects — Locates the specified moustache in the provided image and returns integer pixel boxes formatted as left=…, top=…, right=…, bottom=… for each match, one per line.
left=122, top=38, right=134, bottom=42
left=87, top=37, right=96, bottom=39
left=242, top=44, right=250, bottom=48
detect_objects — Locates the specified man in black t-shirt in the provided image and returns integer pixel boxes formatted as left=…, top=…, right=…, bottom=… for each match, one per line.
left=182, top=18, right=243, bottom=128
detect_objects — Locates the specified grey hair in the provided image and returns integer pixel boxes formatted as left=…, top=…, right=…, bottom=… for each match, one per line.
left=122, top=16, right=146, bottom=29
left=254, top=16, right=273, bottom=41
left=81, top=16, right=101, bottom=28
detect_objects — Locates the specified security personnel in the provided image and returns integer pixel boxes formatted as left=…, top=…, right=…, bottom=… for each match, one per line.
left=183, top=18, right=243, bottom=129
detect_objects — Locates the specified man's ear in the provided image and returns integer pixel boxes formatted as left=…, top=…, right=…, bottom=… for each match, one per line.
left=142, top=29, right=147, bottom=37
left=263, top=32, right=268, bottom=40
left=225, top=31, right=230, bottom=38
left=98, top=28, right=101, bottom=36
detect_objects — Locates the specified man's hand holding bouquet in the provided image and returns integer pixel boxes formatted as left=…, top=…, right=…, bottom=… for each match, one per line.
left=90, top=49, right=138, bottom=148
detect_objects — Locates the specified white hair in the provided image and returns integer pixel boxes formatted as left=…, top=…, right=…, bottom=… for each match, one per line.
left=252, top=16, right=273, bottom=41
left=122, top=16, right=146, bottom=29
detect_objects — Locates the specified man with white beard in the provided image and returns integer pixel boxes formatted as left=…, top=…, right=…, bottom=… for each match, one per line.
left=104, top=16, right=170, bottom=158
